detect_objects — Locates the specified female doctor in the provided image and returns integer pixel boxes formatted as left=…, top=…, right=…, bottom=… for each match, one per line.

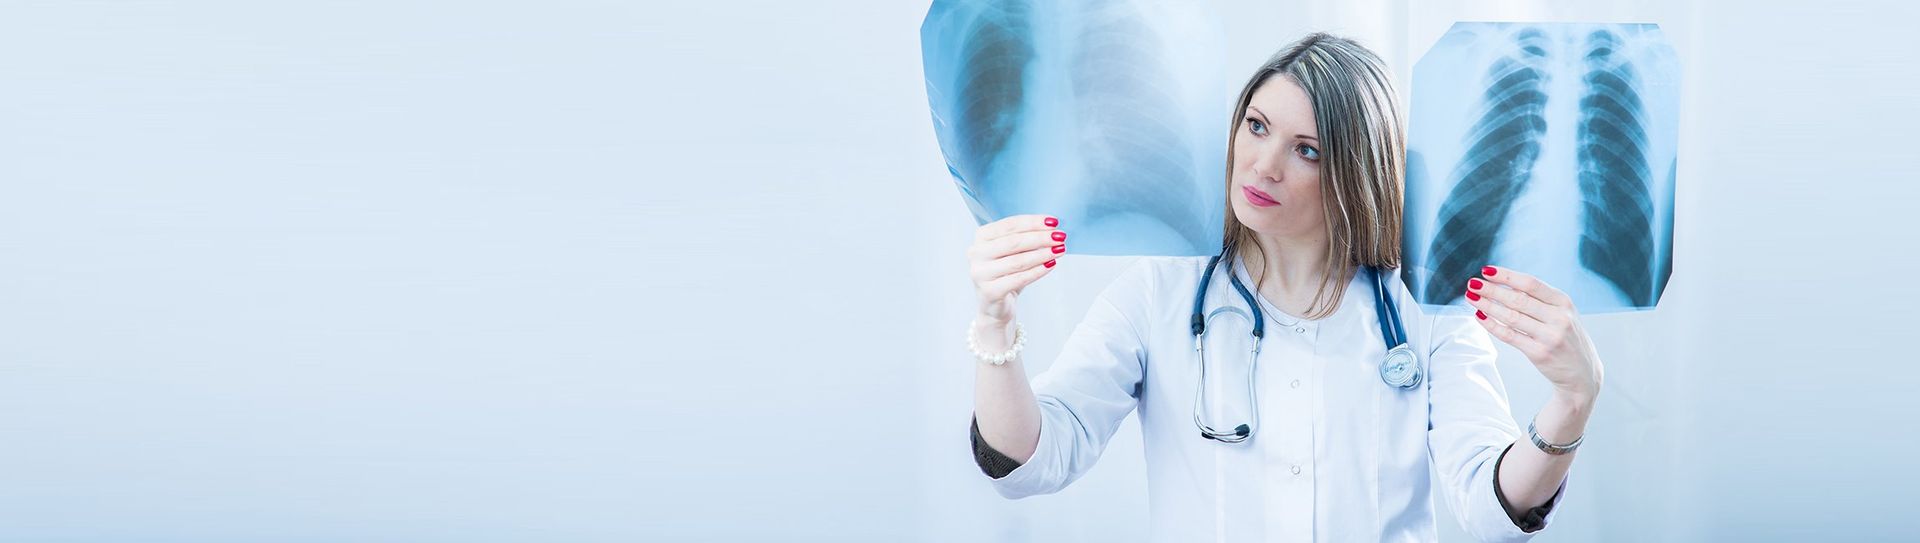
left=962, top=34, right=1603, bottom=542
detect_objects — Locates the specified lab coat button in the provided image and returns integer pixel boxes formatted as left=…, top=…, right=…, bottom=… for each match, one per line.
left=1290, top=465, right=1302, bottom=475
left=1290, top=379, right=1301, bottom=389
left=1294, top=326, right=1305, bottom=333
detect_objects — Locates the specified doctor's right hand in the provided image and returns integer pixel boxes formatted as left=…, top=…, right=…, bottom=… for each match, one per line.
left=967, top=214, right=1066, bottom=325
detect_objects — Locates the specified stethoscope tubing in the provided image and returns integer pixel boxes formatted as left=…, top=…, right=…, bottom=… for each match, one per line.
left=1188, top=248, right=1418, bottom=444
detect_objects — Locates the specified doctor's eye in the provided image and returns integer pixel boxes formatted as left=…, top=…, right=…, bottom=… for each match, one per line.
left=1296, top=143, right=1321, bottom=162
left=1245, top=117, right=1267, bottom=137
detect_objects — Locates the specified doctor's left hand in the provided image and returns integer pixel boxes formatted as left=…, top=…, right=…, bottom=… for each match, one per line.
left=1463, top=265, right=1604, bottom=403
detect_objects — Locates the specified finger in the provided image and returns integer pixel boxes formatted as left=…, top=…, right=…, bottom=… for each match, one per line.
left=982, top=257, right=1057, bottom=297
left=1479, top=265, right=1573, bottom=309
left=1466, top=276, right=1559, bottom=328
left=1472, top=308, right=1549, bottom=358
left=1465, top=285, right=1550, bottom=338
left=975, top=214, right=1058, bottom=242
left=975, top=244, right=1064, bottom=284
left=971, top=229, right=1064, bottom=262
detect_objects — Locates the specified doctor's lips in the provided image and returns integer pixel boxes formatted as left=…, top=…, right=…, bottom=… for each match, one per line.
left=1243, top=185, right=1281, bottom=207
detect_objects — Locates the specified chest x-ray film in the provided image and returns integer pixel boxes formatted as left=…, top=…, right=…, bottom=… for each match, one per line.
left=921, top=0, right=1228, bottom=256
left=1403, top=23, right=1679, bottom=313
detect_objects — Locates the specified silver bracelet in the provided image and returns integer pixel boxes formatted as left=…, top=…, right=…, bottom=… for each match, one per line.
left=1528, top=418, right=1584, bottom=455
left=966, top=320, right=1026, bottom=366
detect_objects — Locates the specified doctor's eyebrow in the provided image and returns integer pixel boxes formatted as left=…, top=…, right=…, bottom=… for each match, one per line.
left=1245, top=106, right=1319, bottom=141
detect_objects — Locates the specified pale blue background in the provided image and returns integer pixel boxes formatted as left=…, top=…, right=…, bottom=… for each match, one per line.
left=0, top=0, right=1915, bottom=541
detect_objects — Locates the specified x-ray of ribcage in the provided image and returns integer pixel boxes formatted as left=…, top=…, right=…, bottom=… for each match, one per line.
left=1404, top=23, right=1680, bottom=313
left=921, top=0, right=1227, bottom=256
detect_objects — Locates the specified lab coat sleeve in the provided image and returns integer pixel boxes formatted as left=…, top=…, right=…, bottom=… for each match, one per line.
left=982, top=261, right=1154, bottom=499
left=1425, top=312, right=1568, bottom=542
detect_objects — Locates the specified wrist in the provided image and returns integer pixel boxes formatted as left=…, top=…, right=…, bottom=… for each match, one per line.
left=1545, top=390, right=1596, bottom=420
left=1532, top=392, right=1594, bottom=447
left=972, top=316, right=1014, bottom=342
left=1551, top=372, right=1600, bottom=408
left=966, top=318, right=1025, bottom=366
left=1549, top=384, right=1599, bottom=414
left=975, top=312, right=1013, bottom=328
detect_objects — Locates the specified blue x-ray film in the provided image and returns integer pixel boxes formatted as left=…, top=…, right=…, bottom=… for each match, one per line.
left=920, top=0, right=1228, bottom=256
left=1404, top=22, right=1680, bottom=313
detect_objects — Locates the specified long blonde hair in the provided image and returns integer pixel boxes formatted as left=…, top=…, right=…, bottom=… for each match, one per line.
left=1223, top=33, right=1406, bottom=319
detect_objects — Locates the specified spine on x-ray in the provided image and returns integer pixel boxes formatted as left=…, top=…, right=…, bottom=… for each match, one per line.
left=1068, top=2, right=1206, bottom=253
left=1422, top=29, right=1552, bottom=304
left=1576, top=29, right=1658, bottom=306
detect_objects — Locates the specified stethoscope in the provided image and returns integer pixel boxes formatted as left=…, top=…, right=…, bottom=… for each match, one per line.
left=1189, top=247, right=1421, bottom=443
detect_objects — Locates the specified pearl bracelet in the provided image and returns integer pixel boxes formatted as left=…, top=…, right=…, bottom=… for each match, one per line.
left=966, top=320, right=1026, bottom=366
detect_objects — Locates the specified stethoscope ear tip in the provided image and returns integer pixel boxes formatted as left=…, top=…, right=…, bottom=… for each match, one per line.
left=1234, top=424, right=1250, bottom=437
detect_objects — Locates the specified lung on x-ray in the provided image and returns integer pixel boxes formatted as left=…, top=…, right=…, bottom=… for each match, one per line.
left=1403, top=23, right=1679, bottom=313
left=920, top=0, right=1228, bottom=256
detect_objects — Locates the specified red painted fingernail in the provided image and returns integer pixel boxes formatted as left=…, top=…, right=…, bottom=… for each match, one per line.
left=1466, top=290, right=1481, bottom=301
left=1044, top=217, right=1058, bottom=227
left=1468, top=278, right=1483, bottom=290
left=1476, top=310, right=1487, bottom=320
left=1044, top=259, right=1057, bottom=268
left=1052, top=244, right=1066, bottom=254
left=1052, top=231, right=1066, bottom=242
left=1482, top=266, right=1497, bottom=277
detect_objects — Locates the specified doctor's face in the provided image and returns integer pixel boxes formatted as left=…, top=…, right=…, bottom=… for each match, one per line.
left=1229, top=76, right=1326, bottom=243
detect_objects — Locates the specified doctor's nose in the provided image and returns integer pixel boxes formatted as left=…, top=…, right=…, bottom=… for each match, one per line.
left=1249, top=150, right=1287, bottom=185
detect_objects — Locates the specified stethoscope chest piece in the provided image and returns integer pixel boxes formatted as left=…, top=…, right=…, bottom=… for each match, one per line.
left=1379, top=343, right=1422, bottom=389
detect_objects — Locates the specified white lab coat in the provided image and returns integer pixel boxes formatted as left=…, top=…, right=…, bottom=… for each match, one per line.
left=987, top=256, right=1564, bottom=542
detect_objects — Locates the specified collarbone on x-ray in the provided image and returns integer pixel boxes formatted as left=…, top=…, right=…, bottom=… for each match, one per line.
left=1406, top=22, right=1679, bottom=313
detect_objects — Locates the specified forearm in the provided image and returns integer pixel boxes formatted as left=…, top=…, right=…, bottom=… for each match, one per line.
left=1496, top=390, right=1594, bottom=514
left=972, top=317, right=1043, bottom=463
